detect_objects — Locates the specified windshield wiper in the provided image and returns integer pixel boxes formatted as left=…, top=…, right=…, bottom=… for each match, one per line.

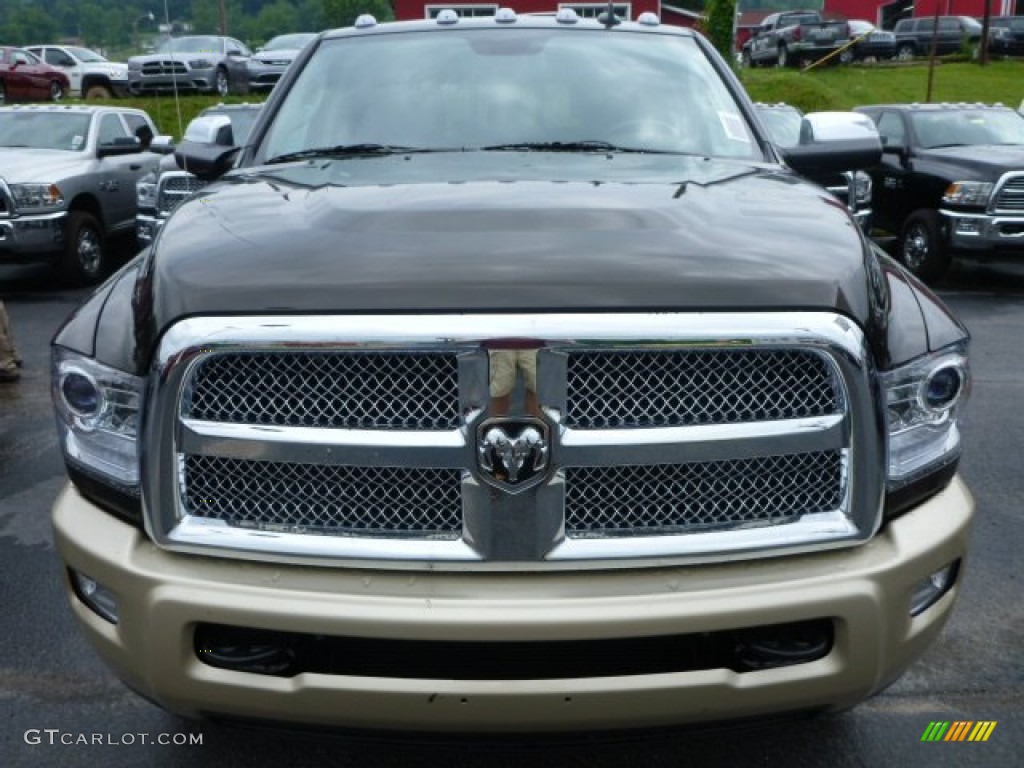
left=479, top=141, right=677, bottom=154
left=266, top=144, right=443, bottom=164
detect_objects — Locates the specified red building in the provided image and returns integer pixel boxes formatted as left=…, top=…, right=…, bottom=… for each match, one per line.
left=393, top=1, right=663, bottom=22
left=393, top=0, right=1019, bottom=29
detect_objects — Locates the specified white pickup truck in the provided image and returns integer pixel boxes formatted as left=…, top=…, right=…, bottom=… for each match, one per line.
left=24, top=45, right=129, bottom=99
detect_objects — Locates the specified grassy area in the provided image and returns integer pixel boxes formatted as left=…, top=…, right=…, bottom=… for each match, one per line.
left=69, top=59, right=1024, bottom=139
left=740, top=59, right=1024, bottom=113
left=73, top=93, right=268, bottom=141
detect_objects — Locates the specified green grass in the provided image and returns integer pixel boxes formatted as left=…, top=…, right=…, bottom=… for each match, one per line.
left=740, top=59, right=1024, bottom=113
left=70, top=93, right=268, bottom=141
left=70, top=59, right=1024, bottom=140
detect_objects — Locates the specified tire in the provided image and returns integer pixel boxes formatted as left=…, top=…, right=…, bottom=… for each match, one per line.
left=898, top=210, right=950, bottom=283
left=896, top=44, right=915, bottom=62
left=742, top=49, right=753, bottom=68
left=215, top=67, right=230, bottom=98
left=84, top=84, right=112, bottom=99
left=49, top=80, right=65, bottom=101
left=60, top=212, right=107, bottom=286
left=0, top=81, right=5, bottom=105
left=839, top=47, right=855, bottom=65
left=777, top=45, right=789, bottom=67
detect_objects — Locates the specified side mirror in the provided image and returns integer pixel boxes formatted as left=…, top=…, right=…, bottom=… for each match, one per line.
left=183, top=114, right=235, bottom=146
left=174, top=142, right=239, bottom=180
left=149, top=135, right=175, bottom=155
left=780, top=111, right=882, bottom=176
left=97, top=136, right=143, bottom=157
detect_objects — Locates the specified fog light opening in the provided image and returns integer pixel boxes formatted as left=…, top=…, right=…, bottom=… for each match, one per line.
left=194, top=625, right=299, bottom=676
left=910, top=559, right=961, bottom=617
left=733, top=620, right=833, bottom=671
left=954, top=219, right=980, bottom=236
left=69, top=568, right=119, bottom=624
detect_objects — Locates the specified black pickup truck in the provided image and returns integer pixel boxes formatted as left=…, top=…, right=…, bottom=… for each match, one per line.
left=742, top=10, right=849, bottom=67
left=856, top=102, right=1024, bottom=282
left=50, top=12, right=973, bottom=733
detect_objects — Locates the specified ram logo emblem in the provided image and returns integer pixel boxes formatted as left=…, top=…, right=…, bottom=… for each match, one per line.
left=476, top=417, right=550, bottom=493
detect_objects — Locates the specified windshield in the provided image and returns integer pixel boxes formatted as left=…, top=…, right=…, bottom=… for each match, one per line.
left=262, top=29, right=761, bottom=162
left=158, top=36, right=224, bottom=54
left=911, top=109, right=1024, bottom=148
left=66, top=47, right=107, bottom=63
left=264, top=34, right=316, bottom=51
left=0, top=112, right=91, bottom=151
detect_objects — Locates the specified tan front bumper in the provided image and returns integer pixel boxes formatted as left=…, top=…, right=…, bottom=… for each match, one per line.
left=53, top=477, right=973, bottom=732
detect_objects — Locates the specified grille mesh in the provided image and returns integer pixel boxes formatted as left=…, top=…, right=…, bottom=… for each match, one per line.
left=565, top=451, right=843, bottom=535
left=183, top=455, right=462, bottom=537
left=157, top=174, right=205, bottom=214
left=185, top=351, right=460, bottom=430
left=565, top=348, right=837, bottom=428
left=995, top=176, right=1024, bottom=213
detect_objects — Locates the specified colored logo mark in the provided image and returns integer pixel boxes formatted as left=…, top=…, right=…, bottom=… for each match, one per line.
left=921, top=721, right=997, bottom=742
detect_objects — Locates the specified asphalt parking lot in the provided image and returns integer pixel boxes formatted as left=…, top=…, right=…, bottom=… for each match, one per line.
left=0, top=258, right=1021, bottom=767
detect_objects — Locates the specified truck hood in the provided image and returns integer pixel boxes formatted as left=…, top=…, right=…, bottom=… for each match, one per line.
left=0, top=148, right=86, bottom=181
left=135, top=154, right=894, bottom=363
left=144, top=157, right=876, bottom=327
left=918, top=144, right=1024, bottom=179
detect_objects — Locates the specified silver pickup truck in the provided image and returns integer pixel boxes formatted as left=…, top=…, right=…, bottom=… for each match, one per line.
left=0, top=105, right=160, bottom=283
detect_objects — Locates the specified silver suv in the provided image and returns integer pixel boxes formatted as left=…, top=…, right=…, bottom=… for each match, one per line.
left=0, top=105, right=160, bottom=283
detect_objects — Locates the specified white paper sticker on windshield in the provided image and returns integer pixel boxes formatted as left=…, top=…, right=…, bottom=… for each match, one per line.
left=719, top=112, right=749, bottom=143
left=71, top=135, right=84, bottom=150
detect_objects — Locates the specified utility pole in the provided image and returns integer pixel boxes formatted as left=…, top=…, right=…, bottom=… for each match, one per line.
left=217, top=0, right=228, bottom=35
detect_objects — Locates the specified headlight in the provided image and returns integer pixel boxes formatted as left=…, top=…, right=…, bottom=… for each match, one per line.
left=853, top=170, right=872, bottom=206
left=52, top=347, right=144, bottom=491
left=9, top=183, right=64, bottom=211
left=189, top=58, right=214, bottom=69
left=942, top=181, right=993, bottom=206
left=881, top=343, right=969, bottom=489
left=137, top=173, right=157, bottom=207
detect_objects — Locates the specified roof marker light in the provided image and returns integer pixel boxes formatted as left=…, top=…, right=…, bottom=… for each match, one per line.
left=436, top=9, right=459, bottom=25
left=637, top=12, right=659, bottom=26
left=495, top=8, right=517, bottom=23
left=354, top=14, right=377, bottom=29
left=556, top=8, right=579, bottom=23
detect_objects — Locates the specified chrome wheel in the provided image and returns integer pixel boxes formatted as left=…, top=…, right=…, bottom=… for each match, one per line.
left=50, top=80, right=65, bottom=101
left=902, top=222, right=930, bottom=272
left=215, top=69, right=229, bottom=97
left=76, top=227, right=102, bottom=278
left=897, top=45, right=914, bottom=62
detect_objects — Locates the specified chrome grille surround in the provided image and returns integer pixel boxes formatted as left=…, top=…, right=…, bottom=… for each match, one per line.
left=156, top=172, right=204, bottom=216
left=142, top=60, right=188, bottom=75
left=143, top=313, right=884, bottom=570
left=991, top=172, right=1024, bottom=214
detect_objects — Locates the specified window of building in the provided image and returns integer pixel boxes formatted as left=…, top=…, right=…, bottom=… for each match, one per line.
left=560, top=3, right=632, bottom=20
left=426, top=5, right=498, bottom=18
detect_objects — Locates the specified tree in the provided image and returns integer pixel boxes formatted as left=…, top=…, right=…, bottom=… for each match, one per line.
left=254, top=0, right=299, bottom=43
left=322, top=0, right=393, bottom=29
left=1, top=5, right=59, bottom=44
left=700, top=0, right=736, bottom=65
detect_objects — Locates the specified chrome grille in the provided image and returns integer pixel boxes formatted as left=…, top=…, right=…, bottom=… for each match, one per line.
left=565, top=451, right=843, bottom=536
left=565, top=348, right=837, bottom=428
left=156, top=173, right=204, bottom=215
left=183, top=456, right=462, bottom=537
left=994, top=175, right=1024, bottom=213
left=142, top=60, right=187, bottom=75
left=184, top=351, right=460, bottom=430
left=146, top=313, right=881, bottom=568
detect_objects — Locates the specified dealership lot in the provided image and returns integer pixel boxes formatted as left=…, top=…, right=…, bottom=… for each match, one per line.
left=0, top=259, right=1020, bottom=766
